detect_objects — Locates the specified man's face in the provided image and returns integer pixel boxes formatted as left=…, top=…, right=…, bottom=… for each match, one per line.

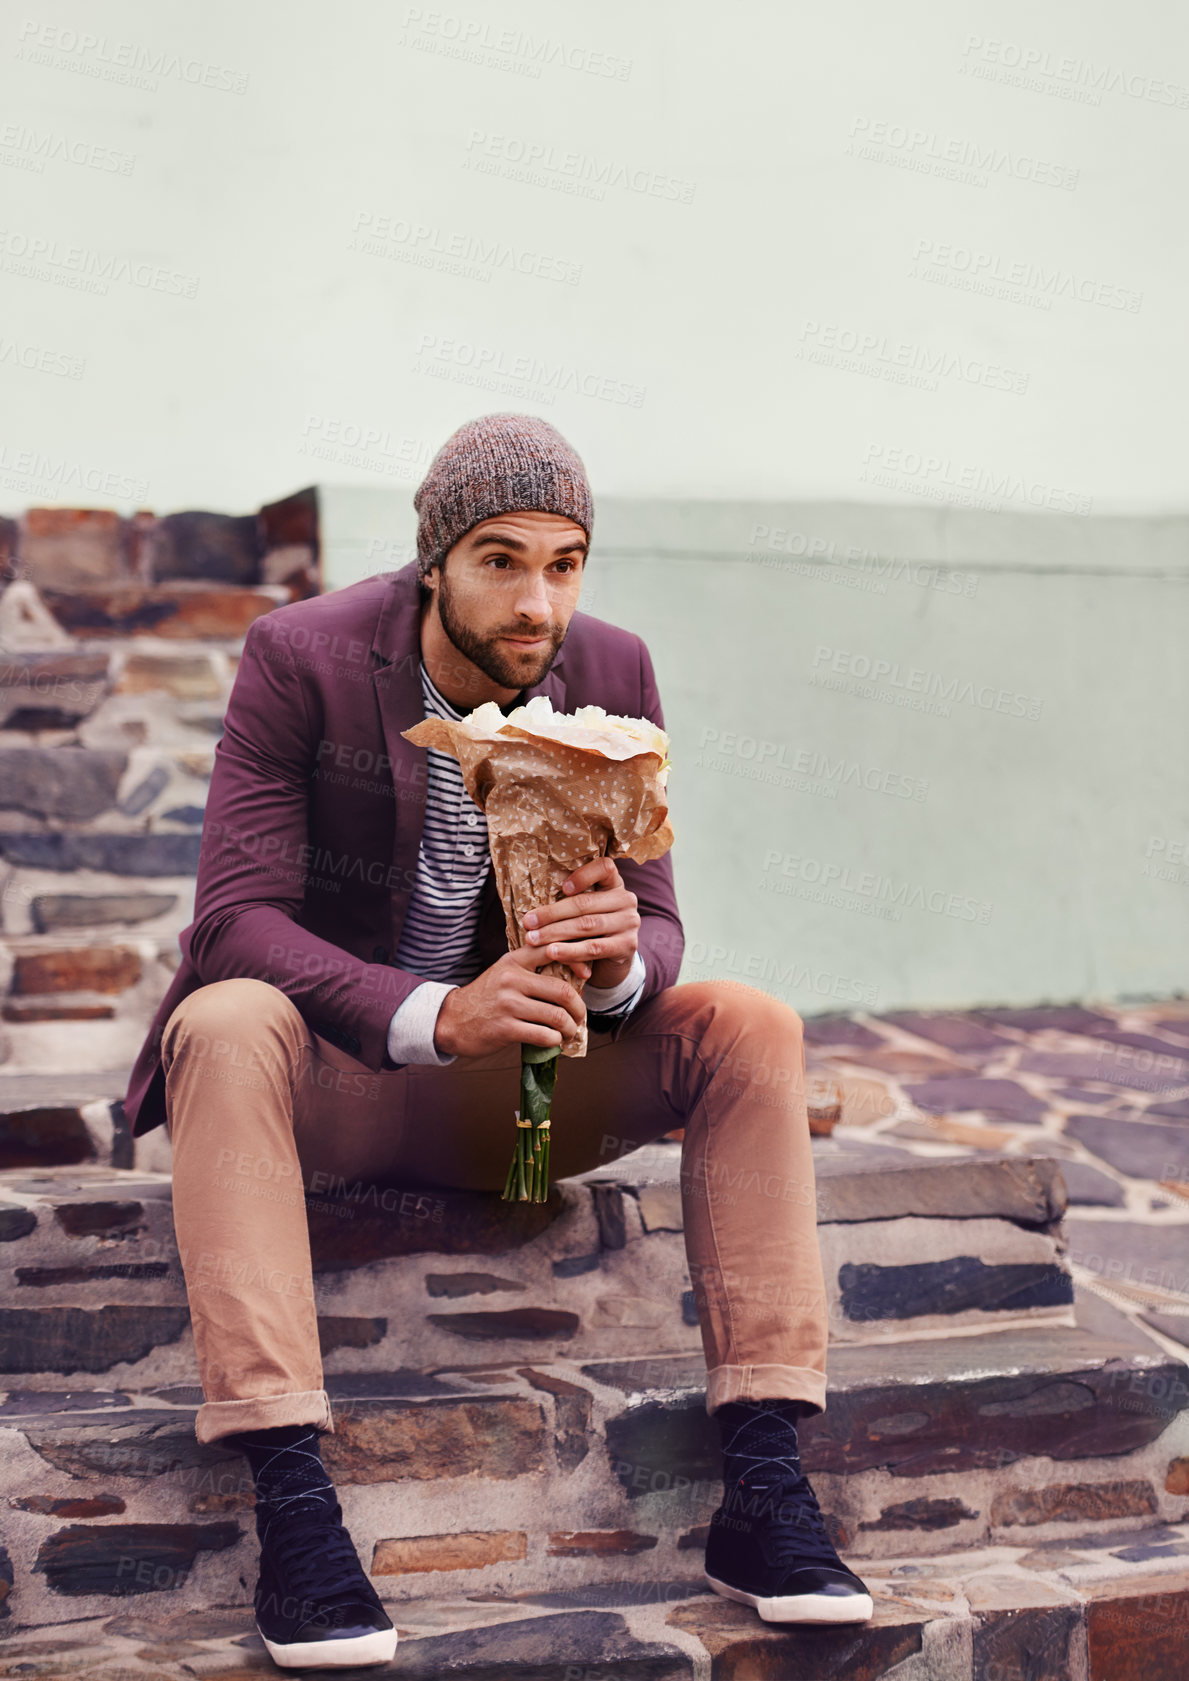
left=426, top=510, right=587, bottom=691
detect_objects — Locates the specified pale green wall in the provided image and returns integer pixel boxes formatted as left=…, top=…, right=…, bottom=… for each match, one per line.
left=4, top=0, right=1189, bottom=520
left=320, top=487, right=1189, bottom=1017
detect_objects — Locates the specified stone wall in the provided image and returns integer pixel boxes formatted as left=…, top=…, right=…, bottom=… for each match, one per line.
left=0, top=490, right=319, bottom=1079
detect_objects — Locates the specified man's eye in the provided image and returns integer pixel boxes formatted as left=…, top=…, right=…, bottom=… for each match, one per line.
left=486, top=556, right=512, bottom=567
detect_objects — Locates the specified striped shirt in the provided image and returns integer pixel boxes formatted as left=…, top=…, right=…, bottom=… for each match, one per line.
left=392, top=662, right=494, bottom=986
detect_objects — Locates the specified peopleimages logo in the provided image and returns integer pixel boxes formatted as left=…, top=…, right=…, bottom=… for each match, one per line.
left=959, top=35, right=1189, bottom=110
left=15, top=19, right=251, bottom=93
left=847, top=115, right=1078, bottom=191
left=859, top=442, right=1092, bottom=515
left=760, top=850, right=994, bottom=925
left=0, top=443, right=147, bottom=501
left=298, top=416, right=432, bottom=481
left=0, top=122, right=136, bottom=176
left=0, top=334, right=84, bottom=378
left=400, top=8, right=632, bottom=80
left=1144, top=836, right=1189, bottom=886
left=0, top=228, right=199, bottom=298
left=464, top=129, right=696, bottom=204
left=910, top=238, right=1142, bottom=314
left=412, top=333, right=646, bottom=409
left=810, top=645, right=1044, bottom=722
left=695, top=726, right=929, bottom=802
left=683, top=940, right=880, bottom=1008
left=350, top=211, right=582, bottom=286
left=749, top=523, right=980, bottom=598
left=798, top=320, right=1030, bottom=396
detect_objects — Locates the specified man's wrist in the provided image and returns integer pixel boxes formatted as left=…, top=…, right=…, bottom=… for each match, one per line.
left=585, top=948, right=646, bottom=1013
left=587, top=955, right=634, bottom=990
left=432, top=989, right=457, bottom=1057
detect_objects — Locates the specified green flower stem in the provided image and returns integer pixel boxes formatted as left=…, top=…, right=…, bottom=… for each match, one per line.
left=502, top=1043, right=561, bottom=1203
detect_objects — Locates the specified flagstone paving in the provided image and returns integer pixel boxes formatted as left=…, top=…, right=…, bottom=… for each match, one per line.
left=803, top=997, right=1189, bottom=1348
left=0, top=1529, right=1186, bottom=1678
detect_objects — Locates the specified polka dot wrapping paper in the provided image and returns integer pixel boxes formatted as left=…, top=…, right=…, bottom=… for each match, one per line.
left=402, top=695, right=675, bottom=1060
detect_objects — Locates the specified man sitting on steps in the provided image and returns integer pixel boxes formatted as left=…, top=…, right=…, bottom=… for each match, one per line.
left=123, top=413, right=873, bottom=1671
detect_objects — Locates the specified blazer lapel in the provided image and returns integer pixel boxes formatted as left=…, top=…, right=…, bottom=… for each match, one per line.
left=371, top=564, right=429, bottom=951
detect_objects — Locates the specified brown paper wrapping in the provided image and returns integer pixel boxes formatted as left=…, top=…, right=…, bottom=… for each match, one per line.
left=402, top=704, right=674, bottom=1058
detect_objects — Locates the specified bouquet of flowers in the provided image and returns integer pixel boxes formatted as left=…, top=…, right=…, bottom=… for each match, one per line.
left=402, top=695, right=674, bottom=1201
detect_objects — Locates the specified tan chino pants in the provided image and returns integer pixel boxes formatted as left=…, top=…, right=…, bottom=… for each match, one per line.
left=161, top=976, right=829, bottom=1443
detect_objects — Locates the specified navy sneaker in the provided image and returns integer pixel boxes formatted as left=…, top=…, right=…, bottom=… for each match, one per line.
left=705, top=1470, right=873, bottom=1624
left=254, top=1500, right=396, bottom=1669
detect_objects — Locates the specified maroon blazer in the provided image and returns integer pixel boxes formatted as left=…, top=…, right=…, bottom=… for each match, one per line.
left=125, top=560, right=684, bottom=1135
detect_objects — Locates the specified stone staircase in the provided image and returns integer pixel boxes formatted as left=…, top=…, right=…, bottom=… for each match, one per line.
left=1, top=1129, right=1186, bottom=1676
left=1, top=500, right=1188, bottom=1674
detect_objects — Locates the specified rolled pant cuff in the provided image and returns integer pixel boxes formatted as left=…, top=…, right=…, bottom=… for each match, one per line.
left=195, top=1388, right=333, bottom=1445
left=706, top=1364, right=827, bottom=1417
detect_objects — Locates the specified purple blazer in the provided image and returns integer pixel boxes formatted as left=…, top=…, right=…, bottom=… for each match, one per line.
left=124, top=560, right=684, bottom=1135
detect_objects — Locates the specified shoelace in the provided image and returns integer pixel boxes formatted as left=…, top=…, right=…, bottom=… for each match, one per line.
left=261, top=1509, right=378, bottom=1618
left=733, top=1472, right=843, bottom=1571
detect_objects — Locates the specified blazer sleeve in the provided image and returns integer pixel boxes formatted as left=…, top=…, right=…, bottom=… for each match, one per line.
left=606, top=637, right=684, bottom=1024
left=183, top=614, right=423, bottom=1068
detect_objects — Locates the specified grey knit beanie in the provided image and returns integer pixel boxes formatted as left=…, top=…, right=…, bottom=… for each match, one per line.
left=414, top=414, right=593, bottom=580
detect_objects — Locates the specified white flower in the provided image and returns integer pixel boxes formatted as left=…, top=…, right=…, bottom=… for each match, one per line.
left=463, top=694, right=669, bottom=767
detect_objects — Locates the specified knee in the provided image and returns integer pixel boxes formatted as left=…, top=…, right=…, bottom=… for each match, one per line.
left=692, top=982, right=805, bottom=1097
left=696, top=979, right=803, bottom=1043
left=163, top=978, right=302, bottom=1064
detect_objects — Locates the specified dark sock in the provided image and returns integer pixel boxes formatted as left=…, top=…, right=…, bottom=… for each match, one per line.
left=716, top=1399, right=811, bottom=1495
left=227, top=1423, right=337, bottom=1540
left=714, top=1399, right=844, bottom=1568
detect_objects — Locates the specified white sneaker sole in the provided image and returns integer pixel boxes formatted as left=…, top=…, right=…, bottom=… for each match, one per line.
left=260, top=1625, right=397, bottom=1668
left=706, top=1571, right=874, bottom=1624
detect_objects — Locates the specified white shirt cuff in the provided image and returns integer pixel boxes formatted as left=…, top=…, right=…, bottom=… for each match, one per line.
left=387, top=981, right=459, bottom=1066
left=583, top=948, right=646, bottom=1016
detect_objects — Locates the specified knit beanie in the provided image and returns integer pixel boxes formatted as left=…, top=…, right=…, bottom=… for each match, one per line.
left=414, top=414, right=593, bottom=580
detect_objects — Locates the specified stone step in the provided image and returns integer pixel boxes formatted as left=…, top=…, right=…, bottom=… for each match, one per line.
left=0, top=831, right=202, bottom=876
left=0, top=1076, right=132, bottom=1171
left=0, top=1144, right=1074, bottom=1392
left=0, top=678, right=230, bottom=754
left=594, top=1138, right=1076, bottom=1345
left=1, top=1526, right=1187, bottom=1680
left=0, top=1315, right=1185, bottom=1637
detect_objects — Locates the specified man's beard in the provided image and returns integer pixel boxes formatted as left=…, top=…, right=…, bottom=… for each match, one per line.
left=436, top=567, right=566, bottom=691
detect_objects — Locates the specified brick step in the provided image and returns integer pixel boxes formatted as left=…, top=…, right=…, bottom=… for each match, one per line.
left=0, top=942, right=179, bottom=1077
left=0, top=1528, right=1187, bottom=1680
left=0, top=1317, right=1185, bottom=1636
left=8, top=492, right=316, bottom=589
left=36, top=581, right=290, bottom=641
left=2, top=938, right=173, bottom=1007
left=0, top=1145, right=1074, bottom=1389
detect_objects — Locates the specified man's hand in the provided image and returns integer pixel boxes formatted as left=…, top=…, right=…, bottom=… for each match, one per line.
left=432, top=858, right=641, bottom=1058
left=523, top=857, right=640, bottom=991
left=433, top=947, right=592, bottom=1059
